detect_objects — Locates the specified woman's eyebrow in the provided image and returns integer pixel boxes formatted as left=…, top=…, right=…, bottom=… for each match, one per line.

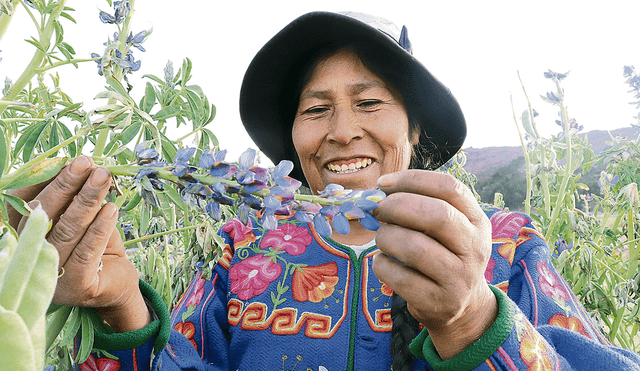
left=299, top=89, right=333, bottom=101
left=348, top=81, right=386, bottom=95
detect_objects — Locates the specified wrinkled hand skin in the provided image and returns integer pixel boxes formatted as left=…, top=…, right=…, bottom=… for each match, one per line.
left=372, top=170, right=498, bottom=360
left=8, top=156, right=151, bottom=332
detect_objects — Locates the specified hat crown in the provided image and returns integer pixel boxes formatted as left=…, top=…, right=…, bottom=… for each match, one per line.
left=338, top=11, right=412, bottom=53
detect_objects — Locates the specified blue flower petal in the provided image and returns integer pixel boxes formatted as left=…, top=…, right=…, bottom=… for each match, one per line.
left=272, top=160, right=294, bottom=179
left=206, top=201, right=221, bottom=221
left=238, top=148, right=257, bottom=170
left=355, top=198, right=379, bottom=211
left=360, top=212, right=381, bottom=231
left=263, top=213, right=278, bottom=230
left=175, top=147, right=196, bottom=163
left=313, top=214, right=332, bottom=237
left=263, top=196, right=281, bottom=212
left=333, top=213, right=350, bottom=235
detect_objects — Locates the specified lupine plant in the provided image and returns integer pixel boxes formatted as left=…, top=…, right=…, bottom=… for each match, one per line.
left=0, top=1, right=391, bottom=369
left=512, top=69, right=640, bottom=351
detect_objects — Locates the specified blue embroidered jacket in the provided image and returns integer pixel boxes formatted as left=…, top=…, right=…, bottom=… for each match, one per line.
left=81, top=207, right=640, bottom=371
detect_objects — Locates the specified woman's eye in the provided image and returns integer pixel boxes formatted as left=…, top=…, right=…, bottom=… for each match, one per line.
left=357, top=100, right=382, bottom=109
left=304, top=106, right=329, bottom=115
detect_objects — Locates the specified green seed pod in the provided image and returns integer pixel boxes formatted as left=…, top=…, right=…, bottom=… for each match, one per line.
left=0, top=232, right=18, bottom=285
left=0, top=205, right=49, bottom=313
left=121, top=191, right=142, bottom=212
left=0, top=307, right=36, bottom=371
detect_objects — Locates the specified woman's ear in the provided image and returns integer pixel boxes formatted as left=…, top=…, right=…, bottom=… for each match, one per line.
left=410, top=127, right=421, bottom=146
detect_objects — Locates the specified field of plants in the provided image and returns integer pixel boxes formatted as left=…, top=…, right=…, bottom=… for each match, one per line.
left=1, top=1, right=639, bottom=370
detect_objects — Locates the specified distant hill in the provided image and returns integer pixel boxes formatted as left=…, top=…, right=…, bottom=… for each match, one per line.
left=464, top=126, right=638, bottom=181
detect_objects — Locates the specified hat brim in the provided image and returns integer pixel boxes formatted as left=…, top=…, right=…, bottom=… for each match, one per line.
left=240, top=11, right=466, bottom=183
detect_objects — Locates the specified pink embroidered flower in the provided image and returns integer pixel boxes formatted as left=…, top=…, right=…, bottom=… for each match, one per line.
left=78, top=354, right=120, bottom=371
left=222, top=218, right=256, bottom=247
left=229, top=254, right=282, bottom=300
left=490, top=212, right=530, bottom=239
left=185, top=274, right=206, bottom=307
left=484, top=257, right=495, bottom=283
left=537, top=261, right=570, bottom=302
left=259, top=223, right=312, bottom=256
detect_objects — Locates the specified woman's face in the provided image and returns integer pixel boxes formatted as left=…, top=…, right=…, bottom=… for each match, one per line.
left=292, top=49, right=419, bottom=194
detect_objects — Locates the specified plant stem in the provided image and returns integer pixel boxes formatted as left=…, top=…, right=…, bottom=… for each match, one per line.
left=510, top=95, right=532, bottom=214
left=0, top=0, right=67, bottom=116
left=123, top=224, right=198, bottom=247
left=609, top=207, right=637, bottom=341
left=35, top=57, right=101, bottom=73
left=544, top=84, right=574, bottom=243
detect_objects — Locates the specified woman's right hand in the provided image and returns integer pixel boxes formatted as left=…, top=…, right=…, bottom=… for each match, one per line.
left=8, top=156, right=151, bottom=332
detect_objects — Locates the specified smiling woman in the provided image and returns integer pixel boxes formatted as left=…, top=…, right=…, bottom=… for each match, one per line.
left=13, top=9, right=640, bottom=371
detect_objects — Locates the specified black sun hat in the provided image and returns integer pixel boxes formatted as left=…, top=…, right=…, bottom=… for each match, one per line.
left=239, top=11, right=466, bottom=182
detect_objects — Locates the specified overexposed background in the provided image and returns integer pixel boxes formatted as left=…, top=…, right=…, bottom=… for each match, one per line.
left=3, top=1, right=640, bottom=164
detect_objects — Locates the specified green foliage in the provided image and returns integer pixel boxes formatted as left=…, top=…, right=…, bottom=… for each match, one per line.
left=510, top=70, right=640, bottom=350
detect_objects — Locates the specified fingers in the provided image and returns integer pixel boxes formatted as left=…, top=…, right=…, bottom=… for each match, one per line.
left=375, top=223, right=462, bottom=284
left=377, top=170, right=485, bottom=225
left=45, top=167, right=112, bottom=268
left=6, top=173, right=56, bottom=230
left=55, top=202, right=118, bottom=304
left=16, top=156, right=96, bottom=233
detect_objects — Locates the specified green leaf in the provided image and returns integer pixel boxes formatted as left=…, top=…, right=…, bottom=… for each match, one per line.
left=13, top=120, right=46, bottom=158
left=202, top=128, right=218, bottom=148
left=61, top=42, right=75, bottom=55
left=119, top=120, right=141, bottom=145
left=106, top=77, right=133, bottom=105
left=0, top=128, right=7, bottom=174
left=57, top=123, right=76, bottom=157
left=53, top=20, right=63, bottom=44
left=4, top=157, right=68, bottom=190
left=49, top=121, right=60, bottom=157
left=75, top=309, right=94, bottom=364
left=3, top=193, right=30, bottom=216
left=183, top=89, right=202, bottom=125
left=24, top=37, right=45, bottom=52
left=144, top=82, right=156, bottom=113
left=152, top=106, right=178, bottom=121
left=180, top=58, right=192, bottom=87
left=163, top=185, right=187, bottom=212
left=60, top=11, right=77, bottom=23
left=22, top=121, right=50, bottom=163
left=142, top=74, right=164, bottom=85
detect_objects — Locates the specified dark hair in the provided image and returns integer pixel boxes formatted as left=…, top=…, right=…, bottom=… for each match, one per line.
left=291, top=43, right=426, bottom=370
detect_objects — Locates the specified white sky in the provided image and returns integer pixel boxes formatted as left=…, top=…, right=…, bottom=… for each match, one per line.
left=3, top=1, right=640, bottom=164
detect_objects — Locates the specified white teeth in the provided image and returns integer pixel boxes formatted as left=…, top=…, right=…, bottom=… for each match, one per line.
left=327, top=158, right=372, bottom=174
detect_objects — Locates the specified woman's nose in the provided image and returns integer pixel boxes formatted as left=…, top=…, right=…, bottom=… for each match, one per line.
left=326, top=106, right=364, bottom=144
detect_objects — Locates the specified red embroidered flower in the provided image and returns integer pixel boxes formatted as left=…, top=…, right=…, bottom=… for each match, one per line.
left=260, top=223, right=312, bottom=256
left=291, top=262, right=339, bottom=302
left=380, top=282, right=393, bottom=296
left=537, top=261, right=570, bottom=302
left=174, top=321, right=198, bottom=351
left=548, top=313, right=590, bottom=338
left=222, top=218, right=256, bottom=247
left=229, top=254, right=282, bottom=300
left=484, top=257, right=495, bottom=283
left=78, top=354, right=120, bottom=371
left=519, top=321, right=554, bottom=371
left=185, top=274, right=206, bottom=308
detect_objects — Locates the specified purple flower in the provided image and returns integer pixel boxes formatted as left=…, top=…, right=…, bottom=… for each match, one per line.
left=318, top=183, right=352, bottom=200
left=553, top=239, right=574, bottom=258
left=270, top=160, right=302, bottom=190
left=313, top=213, right=332, bottom=237
left=171, top=147, right=197, bottom=178
left=198, top=149, right=237, bottom=179
left=236, top=148, right=269, bottom=193
left=127, top=30, right=149, bottom=52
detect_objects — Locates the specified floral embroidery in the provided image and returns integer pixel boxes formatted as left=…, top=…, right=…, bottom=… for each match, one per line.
left=491, top=212, right=530, bottom=265
left=222, top=218, right=256, bottom=247
left=380, top=282, right=393, bottom=297
left=548, top=313, right=590, bottom=338
left=174, top=321, right=198, bottom=351
left=185, top=274, right=206, bottom=307
left=537, top=261, right=570, bottom=302
left=260, top=223, right=312, bottom=256
left=485, top=257, right=495, bottom=283
left=291, top=262, right=339, bottom=303
left=519, top=321, right=554, bottom=371
left=78, top=354, right=120, bottom=371
left=230, top=254, right=282, bottom=300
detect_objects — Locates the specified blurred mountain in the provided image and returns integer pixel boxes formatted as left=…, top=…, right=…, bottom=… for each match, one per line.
left=464, top=126, right=638, bottom=181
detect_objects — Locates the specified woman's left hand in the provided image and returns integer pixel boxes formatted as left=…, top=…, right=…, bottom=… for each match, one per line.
left=372, top=170, right=498, bottom=360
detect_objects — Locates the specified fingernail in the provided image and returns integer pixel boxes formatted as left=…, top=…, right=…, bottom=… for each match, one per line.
left=90, top=168, right=111, bottom=187
left=103, top=203, right=118, bottom=218
left=377, top=172, right=399, bottom=188
left=70, top=156, right=91, bottom=175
